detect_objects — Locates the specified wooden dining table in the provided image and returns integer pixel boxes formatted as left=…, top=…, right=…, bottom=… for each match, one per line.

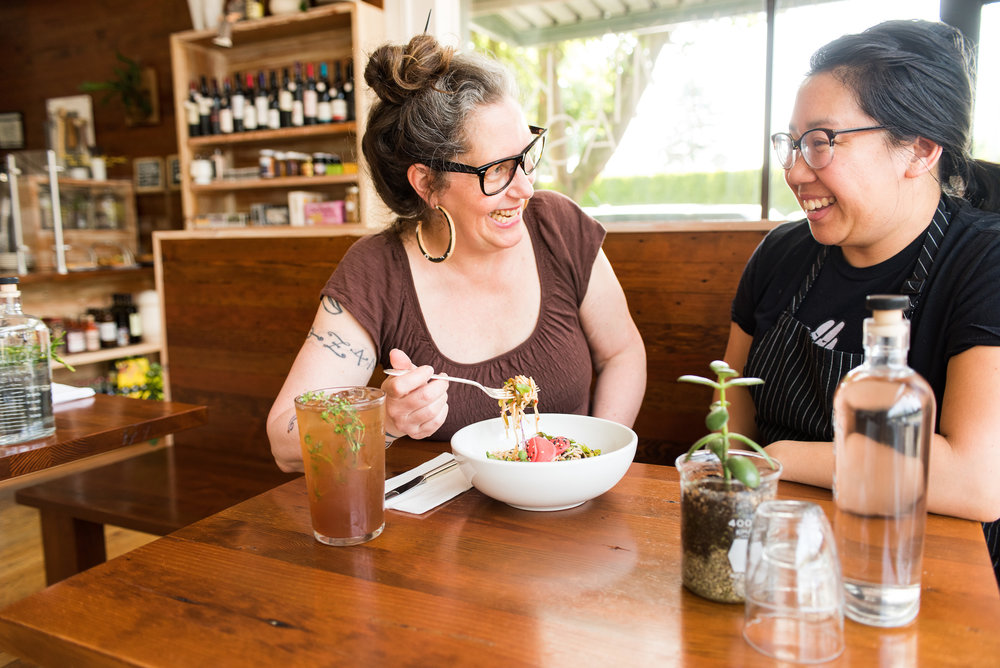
left=0, top=393, right=207, bottom=482
left=0, top=438, right=997, bottom=666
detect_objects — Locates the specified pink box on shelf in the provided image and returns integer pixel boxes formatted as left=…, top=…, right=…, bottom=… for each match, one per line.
left=303, top=200, right=346, bottom=225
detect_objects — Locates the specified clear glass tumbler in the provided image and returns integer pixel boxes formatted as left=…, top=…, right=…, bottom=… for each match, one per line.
left=743, top=500, right=844, bottom=664
left=294, top=386, right=386, bottom=546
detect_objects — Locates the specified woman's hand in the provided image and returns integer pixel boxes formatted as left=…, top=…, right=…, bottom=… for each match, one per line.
left=381, top=348, right=450, bottom=442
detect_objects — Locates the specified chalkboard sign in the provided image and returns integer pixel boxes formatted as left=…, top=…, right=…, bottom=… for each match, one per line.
left=134, top=156, right=164, bottom=192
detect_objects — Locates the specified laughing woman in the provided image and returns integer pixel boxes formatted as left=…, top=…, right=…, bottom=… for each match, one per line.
left=267, top=34, right=646, bottom=471
left=723, top=20, right=1000, bottom=584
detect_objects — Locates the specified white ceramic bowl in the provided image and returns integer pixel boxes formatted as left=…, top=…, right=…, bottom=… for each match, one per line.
left=450, top=413, right=638, bottom=511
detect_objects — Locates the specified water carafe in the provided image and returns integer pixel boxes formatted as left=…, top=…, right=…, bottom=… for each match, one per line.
left=832, top=294, right=934, bottom=627
left=0, top=276, right=55, bottom=446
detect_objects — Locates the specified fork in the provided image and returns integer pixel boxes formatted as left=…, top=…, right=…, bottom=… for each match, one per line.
left=384, top=368, right=512, bottom=400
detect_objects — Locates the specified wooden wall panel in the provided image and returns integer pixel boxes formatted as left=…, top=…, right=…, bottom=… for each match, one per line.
left=158, top=234, right=362, bottom=460
left=157, top=226, right=772, bottom=467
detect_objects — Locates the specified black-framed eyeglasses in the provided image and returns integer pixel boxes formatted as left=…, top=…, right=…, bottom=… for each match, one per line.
left=771, top=125, right=888, bottom=170
left=430, top=126, right=547, bottom=196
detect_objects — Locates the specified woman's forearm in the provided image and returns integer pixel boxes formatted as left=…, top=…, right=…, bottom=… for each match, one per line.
left=590, top=347, right=647, bottom=428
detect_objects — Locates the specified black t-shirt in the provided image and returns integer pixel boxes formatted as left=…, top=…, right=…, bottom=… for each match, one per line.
left=733, top=195, right=1000, bottom=424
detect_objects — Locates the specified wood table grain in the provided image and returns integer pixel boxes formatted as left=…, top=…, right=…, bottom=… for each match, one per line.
left=0, top=394, right=208, bottom=481
left=0, top=439, right=996, bottom=667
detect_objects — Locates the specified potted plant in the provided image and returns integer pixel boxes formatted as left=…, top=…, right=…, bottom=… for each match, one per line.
left=675, top=360, right=782, bottom=603
left=80, top=52, right=158, bottom=126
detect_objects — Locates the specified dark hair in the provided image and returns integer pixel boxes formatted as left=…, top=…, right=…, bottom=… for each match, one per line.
left=361, top=34, right=517, bottom=233
left=808, top=19, right=1000, bottom=213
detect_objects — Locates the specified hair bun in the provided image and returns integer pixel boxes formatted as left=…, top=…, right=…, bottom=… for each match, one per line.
left=365, top=34, right=455, bottom=106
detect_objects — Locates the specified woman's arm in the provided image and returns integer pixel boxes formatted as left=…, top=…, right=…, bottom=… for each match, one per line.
left=928, top=345, right=1000, bottom=522
left=739, top=340, right=1000, bottom=523
left=578, top=249, right=646, bottom=427
left=266, top=297, right=448, bottom=472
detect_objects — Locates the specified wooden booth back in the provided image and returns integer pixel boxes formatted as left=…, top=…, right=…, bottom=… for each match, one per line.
left=156, top=223, right=771, bottom=467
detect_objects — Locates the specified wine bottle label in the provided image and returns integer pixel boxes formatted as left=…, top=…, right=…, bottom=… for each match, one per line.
left=268, top=108, right=281, bottom=130
left=292, top=101, right=304, bottom=127
left=304, top=91, right=317, bottom=117
left=220, top=109, right=234, bottom=134
left=317, top=101, right=332, bottom=123
left=331, top=99, right=347, bottom=122
left=244, top=105, right=258, bottom=130
left=279, top=90, right=293, bottom=111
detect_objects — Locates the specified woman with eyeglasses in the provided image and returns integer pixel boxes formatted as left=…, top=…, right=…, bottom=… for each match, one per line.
left=267, top=34, right=646, bottom=470
left=723, top=19, right=1000, bottom=584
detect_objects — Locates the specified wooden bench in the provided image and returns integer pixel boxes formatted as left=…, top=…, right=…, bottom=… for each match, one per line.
left=16, top=222, right=774, bottom=583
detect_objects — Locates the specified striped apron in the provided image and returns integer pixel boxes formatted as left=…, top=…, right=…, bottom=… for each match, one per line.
left=744, top=200, right=949, bottom=444
left=742, top=203, right=1000, bottom=589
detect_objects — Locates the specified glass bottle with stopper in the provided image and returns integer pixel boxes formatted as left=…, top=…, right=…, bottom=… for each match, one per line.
left=832, top=294, right=934, bottom=627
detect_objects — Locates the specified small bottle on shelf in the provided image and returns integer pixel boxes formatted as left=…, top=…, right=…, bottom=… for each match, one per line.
left=279, top=67, right=294, bottom=128
left=95, top=309, right=118, bottom=349
left=83, top=314, right=101, bottom=352
left=65, top=319, right=86, bottom=355
left=316, top=62, right=331, bottom=124
left=243, top=72, right=258, bottom=131
left=331, top=61, right=347, bottom=122
left=231, top=73, right=246, bottom=132
left=256, top=71, right=270, bottom=129
left=186, top=81, right=201, bottom=137
left=344, top=185, right=360, bottom=223
left=268, top=71, right=282, bottom=130
left=343, top=60, right=355, bottom=121
left=219, top=78, right=234, bottom=134
left=303, top=62, right=318, bottom=126
left=198, top=76, right=212, bottom=136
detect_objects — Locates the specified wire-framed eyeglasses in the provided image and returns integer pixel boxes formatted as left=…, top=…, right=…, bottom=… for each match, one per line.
left=430, top=126, right=547, bottom=196
left=771, top=125, right=888, bottom=170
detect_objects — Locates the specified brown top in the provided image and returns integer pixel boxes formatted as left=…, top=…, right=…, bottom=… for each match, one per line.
left=323, top=190, right=607, bottom=439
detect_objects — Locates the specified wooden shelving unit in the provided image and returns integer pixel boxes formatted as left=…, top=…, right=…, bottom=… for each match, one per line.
left=169, top=4, right=385, bottom=231
left=16, top=176, right=139, bottom=273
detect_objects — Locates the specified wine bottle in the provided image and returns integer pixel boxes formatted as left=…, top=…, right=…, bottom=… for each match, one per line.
left=243, top=72, right=258, bottom=131
left=186, top=81, right=201, bottom=137
left=219, top=78, right=234, bottom=134
left=303, top=62, right=318, bottom=125
left=279, top=67, right=293, bottom=128
left=210, top=77, right=222, bottom=135
left=231, top=72, right=246, bottom=132
left=255, top=71, right=269, bottom=128
left=198, top=75, right=212, bottom=135
left=331, top=61, right=347, bottom=123
left=316, top=62, right=332, bottom=124
left=343, top=60, right=355, bottom=122
left=291, top=62, right=305, bottom=127
left=268, top=71, right=282, bottom=130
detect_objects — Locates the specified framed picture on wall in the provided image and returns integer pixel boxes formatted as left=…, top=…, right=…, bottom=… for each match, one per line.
left=167, top=154, right=181, bottom=190
left=0, top=112, right=25, bottom=149
left=134, top=156, right=165, bottom=193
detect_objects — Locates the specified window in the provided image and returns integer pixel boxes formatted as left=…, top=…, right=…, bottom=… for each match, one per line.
left=470, top=1, right=987, bottom=223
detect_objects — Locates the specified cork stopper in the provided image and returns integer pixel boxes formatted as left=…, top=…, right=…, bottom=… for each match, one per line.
left=866, top=294, right=908, bottom=338
left=0, top=277, right=19, bottom=297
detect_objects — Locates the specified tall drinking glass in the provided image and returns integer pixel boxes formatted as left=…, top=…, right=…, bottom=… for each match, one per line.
left=294, top=386, right=386, bottom=546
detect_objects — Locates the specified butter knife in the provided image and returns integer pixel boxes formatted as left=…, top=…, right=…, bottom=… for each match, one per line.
left=385, top=460, right=459, bottom=499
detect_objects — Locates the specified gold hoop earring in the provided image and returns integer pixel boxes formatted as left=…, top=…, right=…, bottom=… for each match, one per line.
left=415, top=205, right=455, bottom=263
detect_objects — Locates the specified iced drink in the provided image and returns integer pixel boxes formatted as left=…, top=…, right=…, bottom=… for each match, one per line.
left=294, top=386, right=386, bottom=545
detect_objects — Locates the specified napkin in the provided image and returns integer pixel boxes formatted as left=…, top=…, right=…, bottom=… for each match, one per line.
left=385, top=453, right=472, bottom=515
left=52, top=382, right=97, bottom=404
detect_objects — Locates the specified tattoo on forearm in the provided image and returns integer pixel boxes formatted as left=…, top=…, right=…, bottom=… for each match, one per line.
left=307, top=327, right=376, bottom=371
left=286, top=415, right=296, bottom=433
